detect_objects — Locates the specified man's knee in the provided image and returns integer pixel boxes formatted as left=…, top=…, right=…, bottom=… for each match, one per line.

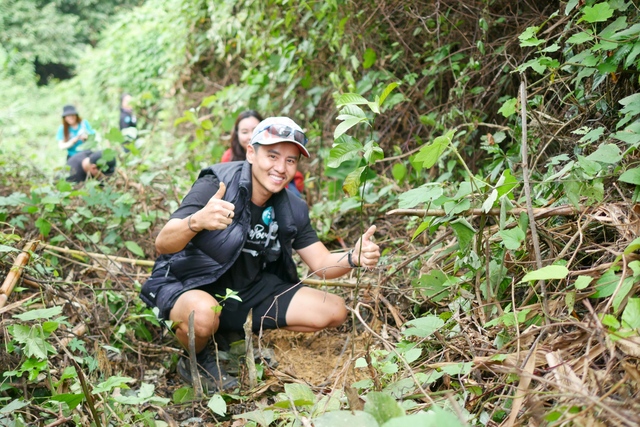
left=171, top=292, right=220, bottom=336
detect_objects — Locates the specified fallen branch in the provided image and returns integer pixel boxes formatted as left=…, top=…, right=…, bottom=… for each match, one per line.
left=41, top=243, right=155, bottom=267
left=386, top=204, right=585, bottom=219
left=0, top=240, right=39, bottom=308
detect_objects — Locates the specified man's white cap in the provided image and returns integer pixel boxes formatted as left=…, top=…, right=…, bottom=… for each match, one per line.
left=250, top=117, right=310, bottom=158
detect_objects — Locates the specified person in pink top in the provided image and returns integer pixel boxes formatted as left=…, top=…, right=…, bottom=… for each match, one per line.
left=221, top=111, right=305, bottom=196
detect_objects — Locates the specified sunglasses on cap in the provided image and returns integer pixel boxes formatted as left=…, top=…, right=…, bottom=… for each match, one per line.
left=256, top=124, right=308, bottom=147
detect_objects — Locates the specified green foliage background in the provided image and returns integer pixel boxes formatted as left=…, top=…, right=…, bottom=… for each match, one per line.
left=2, top=0, right=640, bottom=425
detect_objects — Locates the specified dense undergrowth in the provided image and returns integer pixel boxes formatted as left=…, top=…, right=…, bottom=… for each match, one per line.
left=2, top=0, right=640, bottom=425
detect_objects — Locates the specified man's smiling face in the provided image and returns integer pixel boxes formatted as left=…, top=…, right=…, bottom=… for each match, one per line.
left=247, top=142, right=300, bottom=204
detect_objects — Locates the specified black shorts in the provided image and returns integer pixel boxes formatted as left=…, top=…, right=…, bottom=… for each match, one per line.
left=140, top=270, right=302, bottom=333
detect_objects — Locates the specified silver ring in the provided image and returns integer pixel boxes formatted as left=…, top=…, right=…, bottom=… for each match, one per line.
left=227, top=212, right=232, bottom=218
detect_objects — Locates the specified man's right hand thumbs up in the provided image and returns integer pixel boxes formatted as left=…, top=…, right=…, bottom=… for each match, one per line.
left=191, top=182, right=236, bottom=232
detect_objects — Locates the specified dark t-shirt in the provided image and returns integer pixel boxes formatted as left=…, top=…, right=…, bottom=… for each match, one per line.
left=170, top=174, right=319, bottom=288
left=65, top=151, right=91, bottom=183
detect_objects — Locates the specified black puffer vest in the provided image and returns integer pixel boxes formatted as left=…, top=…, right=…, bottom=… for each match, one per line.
left=151, top=161, right=304, bottom=291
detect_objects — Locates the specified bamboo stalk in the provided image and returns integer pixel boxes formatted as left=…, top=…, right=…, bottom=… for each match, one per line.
left=386, top=204, right=585, bottom=219
left=60, top=323, right=88, bottom=347
left=0, top=240, right=40, bottom=308
left=41, top=243, right=155, bottom=267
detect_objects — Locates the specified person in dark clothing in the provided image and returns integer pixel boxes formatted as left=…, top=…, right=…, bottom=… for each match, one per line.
left=140, top=117, right=381, bottom=393
left=119, top=93, right=137, bottom=152
left=66, top=150, right=117, bottom=183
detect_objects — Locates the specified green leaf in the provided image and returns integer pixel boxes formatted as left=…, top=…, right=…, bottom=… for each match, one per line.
left=451, top=218, right=476, bottom=252
left=334, top=117, right=368, bottom=139
left=328, top=138, right=364, bottom=168
left=364, top=392, right=404, bottom=425
left=620, top=167, right=640, bottom=185
left=124, top=241, right=145, bottom=257
left=173, top=386, right=194, bottom=403
left=92, top=376, right=134, bottom=394
left=105, top=127, right=125, bottom=143
left=0, top=245, right=20, bottom=254
left=336, top=93, right=370, bottom=107
left=391, top=163, right=407, bottom=183
left=412, top=270, right=454, bottom=302
left=411, top=221, right=431, bottom=241
left=50, top=393, right=84, bottom=410
left=414, top=131, right=453, bottom=169
left=314, top=410, right=379, bottom=427
left=586, top=143, right=622, bottom=164
left=201, top=119, right=213, bottom=130
left=284, top=383, right=316, bottom=405
left=498, top=98, right=518, bottom=117
left=574, top=275, right=593, bottom=290
left=363, top=142, right=384, bottom=164
left=208, top=394, right=226, bottom=416
left=499, top=227, right=525, bottom=250
left=402, top=316, right=444, bottom=338
left=621, top=298, right=640, bottom=329
left=343, top=166, right=367, bottom=197
left=520, top=265, right=569, bottom=283
left=580, top=3, right=614, bottom=23
left=397, top=185, right=444, bottom=209
left=0, top=399, right=29, bottom=414
left=440, top=362, right=473, bottom=376
left=363, top=48, right=377, bottom=69
left=14, top=306, right=62, bottom=321
left=234, top=409, right=276, bottom=427
left=381, top=407, right=466, bottom=427
left=567, top=31, right=594, bottom=44
left=379, top=82, right=399, bottom=107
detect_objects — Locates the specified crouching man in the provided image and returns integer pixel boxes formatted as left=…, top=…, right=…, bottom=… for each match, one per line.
left=140, top=117, right=380, bottom=392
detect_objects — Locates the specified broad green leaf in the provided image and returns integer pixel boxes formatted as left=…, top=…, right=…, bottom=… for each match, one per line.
left=498, top=98, right=518, bottom=117
left=334, top=117, right=368, bottom=139
left=411, top=221, right=431, bottom=241
left=624, top=237, right=640, bottom=255
left=482, top=189, right=498, bottom=213
left=343, top=166, right=367, bottom=197
left=328, top=138, right=364, bottom=168
left=440, top=362, right=473, bottom=376
left=364, top=392, right=404, bottom=425
left=363, top=142, right=384, bottom=164
left=0, top=245, right=19, bottom=253
left=574, top=275, right=593, bottom=290
left=577, top=155, right=601, bottom=176
left=173, top=387, right=194, bottom=403
left=105, top=127, right=125, bottom=143
left=381, top=407, right=465, bottom=427
left=125, top=241, right=145, bottom=257
left=397, top=186, right=443, bottom=209
left=412, top=270, right=454, bottom=303
left=208, top=394, right=226, bottom=416
left=499, top=227, right=525, bottom=250
left=580, top=3, right=614, bottom=23
left=402, top=316, right=444, bottom=338
left=451, top=218, right=476, bottom=252
left=234, top=409, right=276, bottom=427
left=613, top=277, right=634, bottom=312
left=338, top=104, right=367, bottom=119
left=92, top=376, right=134, bottom=394
left=520, top=265, right=569, bottom=283
left=518, top=26, right=544, bottom=47
left=363, top=48, right=377, bottom=69
left=620, top=167, right=640, bottom=185
left=14, top=306, right=62, bottom=321
left=379, top=82, right=399, bottom=107
left=336, top=93, right=370, bottom=107
left=496, top=169, right=519, bottom=198
left=586, top=143, right=622, bottom=164
left=50, top=393, right=84, bottom=410
left=621, top=298, right=640, bottom=329
left=567, top=31, right=594, bottom=44
left=391, top=163, right=407, bottom=183
left=0, top=399, right=29, bottom=414
left=565, top=0, right=579, bottom=14
left=314, top=410, right=379, bottom=427
left=284, top=383, right=316, bottom=404
left=414, top=131, right=453, bottom=169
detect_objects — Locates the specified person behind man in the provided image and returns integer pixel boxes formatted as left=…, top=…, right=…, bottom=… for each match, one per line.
left=66, top=150, right=117, bottom=183
left=119, top=93, right=138, bottom=152
left=140, top=116, right=380, bottom=392
left=56, top=105, right=95, bottom=159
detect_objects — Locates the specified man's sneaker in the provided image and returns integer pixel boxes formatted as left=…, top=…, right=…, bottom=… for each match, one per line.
left=214, top=330, right=278, bottom=375
left=176, top=348, right=238, bottom=393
